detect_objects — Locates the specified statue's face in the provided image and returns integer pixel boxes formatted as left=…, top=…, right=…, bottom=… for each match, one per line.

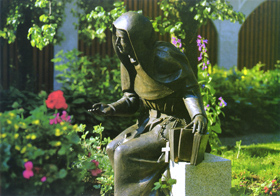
left=115, top=29, right=132, bottom=55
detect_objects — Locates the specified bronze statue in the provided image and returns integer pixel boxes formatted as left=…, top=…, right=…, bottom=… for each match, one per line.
left=89, top=12, right=207, bottom=196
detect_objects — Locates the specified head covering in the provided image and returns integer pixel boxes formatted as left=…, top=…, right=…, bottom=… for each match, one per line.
left=112, top=12, right=156, bottom=68
left=112, top=12, right=198, bottom=100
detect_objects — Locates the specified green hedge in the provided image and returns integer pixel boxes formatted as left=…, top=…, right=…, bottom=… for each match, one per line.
left=209, top=63, right=280, bottom=136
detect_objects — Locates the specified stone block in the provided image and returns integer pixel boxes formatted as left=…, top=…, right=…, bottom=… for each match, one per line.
left=169, top=153, right=231, bottom=196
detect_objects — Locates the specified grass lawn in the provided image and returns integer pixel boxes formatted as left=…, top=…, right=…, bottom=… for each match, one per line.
left=212, top=142, right=280, bottom=195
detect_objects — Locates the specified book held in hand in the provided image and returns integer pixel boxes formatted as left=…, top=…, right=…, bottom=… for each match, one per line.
left=169, top=127, right=209, bottom=165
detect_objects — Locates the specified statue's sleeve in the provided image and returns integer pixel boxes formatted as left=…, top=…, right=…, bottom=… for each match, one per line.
left=121, top=63, right=136, bottom=93
left=109, top=63, right=139, bottom=116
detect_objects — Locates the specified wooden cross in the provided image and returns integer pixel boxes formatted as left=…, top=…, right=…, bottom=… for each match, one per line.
left=162, top=141, right=170, bottom=163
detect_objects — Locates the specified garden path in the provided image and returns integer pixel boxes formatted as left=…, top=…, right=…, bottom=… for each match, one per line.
left=219, top=132, right=280, bottom=146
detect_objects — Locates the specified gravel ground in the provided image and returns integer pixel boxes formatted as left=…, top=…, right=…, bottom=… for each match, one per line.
left=219, top=132, right=280, bottom=146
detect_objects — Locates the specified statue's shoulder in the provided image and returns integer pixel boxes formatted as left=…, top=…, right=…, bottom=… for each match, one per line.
left=154, top=41, right=186, bottom=60
left=153, top=41, right=190, bottom=84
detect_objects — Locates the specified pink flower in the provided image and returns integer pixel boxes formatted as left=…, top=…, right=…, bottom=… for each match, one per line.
left=204, top=104, right=210, bottom=111
left=264, top=189, right=268, bottom=193
left=50, top=113, right=62, bottom=125
left=89, top=160, right=102, bottom=176
left=90, top=168, right=102, bottom=176
left=178, top=42, right=182, bottom=48
left=202, top=65, right=208, bottom=70
left=41, top=176, right=47, bottom=182
left=218, top=97, right=227, bottom=107
left=23, top=161, right=34, bottom=179
left=49, top=111, right=71, bottom=125
left=272, top=179, right=276, bottom=183
left=61, top=111, right=71, bottom=122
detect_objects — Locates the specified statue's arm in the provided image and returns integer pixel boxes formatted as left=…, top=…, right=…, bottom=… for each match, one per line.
left=107, top=92, right=139, bottom=116
left=182, top=86, right=207, bottom=134
left=89, top=61, right=139, bottom=116
left=89, top=92, right=139, bottom=116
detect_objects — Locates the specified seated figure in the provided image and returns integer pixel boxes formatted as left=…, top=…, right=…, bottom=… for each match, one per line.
left=89, top=12, right=207, bottom=196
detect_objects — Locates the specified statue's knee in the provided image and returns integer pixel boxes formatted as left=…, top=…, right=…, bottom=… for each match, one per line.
left=114, top=145, right=128, bottom=161
left=106, top=141, right=118, bottom=159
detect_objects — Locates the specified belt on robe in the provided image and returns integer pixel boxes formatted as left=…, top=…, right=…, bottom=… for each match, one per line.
left=149, top=109, right=169, bottom=119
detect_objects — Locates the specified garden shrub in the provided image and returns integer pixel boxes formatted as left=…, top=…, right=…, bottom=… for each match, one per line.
left=209, top=62, right=280, bottom=136
left=0, top=87, right=45, bottom=116
left=0, top=94, right=85, bottom=195
left=53, top=49, right=136, bottom=137
left=76, top=124, right=114, bottom=196
left=0, top=90, right=114, bottom=196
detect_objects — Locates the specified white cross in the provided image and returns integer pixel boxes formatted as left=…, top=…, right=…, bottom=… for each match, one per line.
left=162, top=141, right=170, bottom=163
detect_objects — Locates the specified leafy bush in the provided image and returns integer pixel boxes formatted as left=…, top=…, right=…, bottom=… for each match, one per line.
left=53, top=49, right=136, bottom=136
left=210, top=62, right=280, bottom=136
left=76, top=124, right=114, bottom=196
left=0, top=90, right=114, bottom=196
left=0, top=102, right=85, bottom=195
left=0, top=87, right=46, bottom=116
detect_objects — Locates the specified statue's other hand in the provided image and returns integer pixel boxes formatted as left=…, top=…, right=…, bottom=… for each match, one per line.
left=88, top=103, right=114, bottom=116
left=190, top=115, right=207, bottom=134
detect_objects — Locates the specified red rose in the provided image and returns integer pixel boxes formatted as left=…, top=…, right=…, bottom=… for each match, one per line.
left=45, top=90, right=68, bottom=110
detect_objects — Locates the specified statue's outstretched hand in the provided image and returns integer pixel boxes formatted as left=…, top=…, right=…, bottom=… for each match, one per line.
left=88, top=103, right=114, bottom=116
left=189, top=115, right=207, bottom=134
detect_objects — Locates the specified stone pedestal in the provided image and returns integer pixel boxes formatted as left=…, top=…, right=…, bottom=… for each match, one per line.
left=169, top=153, right=231, bottom=196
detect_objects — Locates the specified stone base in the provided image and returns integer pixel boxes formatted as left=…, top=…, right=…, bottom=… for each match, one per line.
left=169, top=153, right=231, bottom=196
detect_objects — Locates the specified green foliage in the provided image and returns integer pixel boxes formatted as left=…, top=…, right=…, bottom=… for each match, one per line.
left=76, top=124, right=114, bottom=196
left=0, top=90, right=115, bottom=195
left=1, top=0, right=245, bottom=51
left=0, top=0, right=71, bottom=49
left=210, top=63, right=280, bottom=136
left=153, top=0, right=246, bottom=76
left=153, top=0, right=245, bottom=41
left=152, top=174, right=177, bottom=196
left=75, top=1, right=127, bottom=43
left=192, top=0, right=245, bottom=24
left=0, top=87, right=47, bottom=116
left=196, top=36, right=226, bottom=149
left=0, top=105, right=85, bottom=195
left=213, top=142, right=280, bottom=196
left=28, top=23, right=57, bottom=50
left=53, top=49, right=135, bottom=133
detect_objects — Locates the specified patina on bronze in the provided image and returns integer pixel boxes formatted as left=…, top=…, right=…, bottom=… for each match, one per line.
left=89, top=12, right=207, bottom=196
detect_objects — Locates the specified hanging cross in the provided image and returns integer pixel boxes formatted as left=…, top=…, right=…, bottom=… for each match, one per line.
left=162, top=141, right=170, bottom=163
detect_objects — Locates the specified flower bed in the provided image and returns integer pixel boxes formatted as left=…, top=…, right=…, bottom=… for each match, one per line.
left=0, top=90, right=113, bottom=196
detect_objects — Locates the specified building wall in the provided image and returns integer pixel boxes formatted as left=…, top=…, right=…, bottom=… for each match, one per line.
left=238, top=0, right=280, bottom=70
left=213, top=0, right=267, bottom=69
